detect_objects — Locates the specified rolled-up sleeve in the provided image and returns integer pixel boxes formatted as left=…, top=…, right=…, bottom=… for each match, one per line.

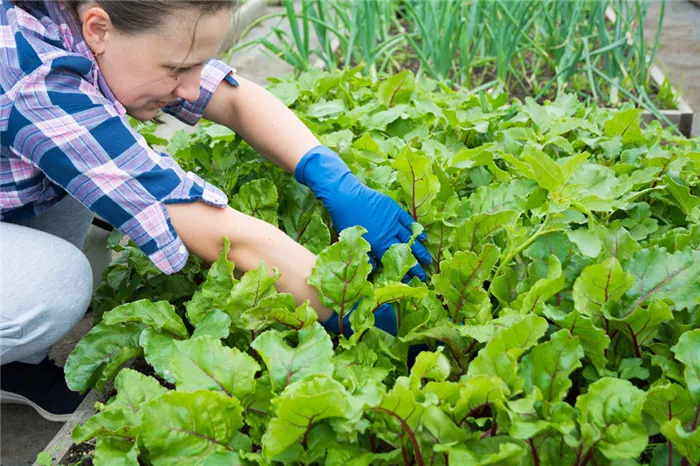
left=163, top=58, right=239, bottom=126
left=6, top=64, right=229, bottom=274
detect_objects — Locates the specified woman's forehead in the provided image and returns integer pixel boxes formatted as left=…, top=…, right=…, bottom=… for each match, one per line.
left=147, top=11, right=230, bottom=63
left=158, top=10, right=230, bottom=55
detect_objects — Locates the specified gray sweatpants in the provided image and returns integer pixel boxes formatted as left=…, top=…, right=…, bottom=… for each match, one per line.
left=1, top=196, right=95, bottom=364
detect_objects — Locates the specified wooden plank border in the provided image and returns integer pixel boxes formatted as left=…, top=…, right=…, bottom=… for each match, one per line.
left=605, top=6, right=694, bottom=136
left=32, top=391, right=98, bottom=466
left=219, top=0, right=269, bottom=56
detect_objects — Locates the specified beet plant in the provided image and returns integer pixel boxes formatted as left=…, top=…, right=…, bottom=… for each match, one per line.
left=66, top=68, right=699, bottom=465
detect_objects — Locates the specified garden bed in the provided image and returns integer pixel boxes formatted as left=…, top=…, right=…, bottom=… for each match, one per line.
left=37, top=67, right=700, bottom=465
left=237, top=0, right=695, bottom=136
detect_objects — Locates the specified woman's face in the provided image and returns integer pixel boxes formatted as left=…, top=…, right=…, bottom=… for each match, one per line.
left=80, top=6, right=231, bottom=120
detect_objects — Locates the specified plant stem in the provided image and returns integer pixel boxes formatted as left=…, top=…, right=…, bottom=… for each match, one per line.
left=397, top=302, right=402, bottom=332
left=373, top=407, right=424, bottom=466
left=528, top=438, right=540, bottom=466
left=579, top=449, right=595, bottom=466
left=490, top=213, right=553, bottom=286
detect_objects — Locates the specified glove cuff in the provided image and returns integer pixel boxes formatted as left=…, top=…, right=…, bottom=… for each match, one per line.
left=294, top=145, right=353, bottom=199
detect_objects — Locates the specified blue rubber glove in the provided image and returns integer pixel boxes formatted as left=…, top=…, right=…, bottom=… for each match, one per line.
left=295, top=145, right=432, bottom=281
left=321, top=303, right=397, bottom=338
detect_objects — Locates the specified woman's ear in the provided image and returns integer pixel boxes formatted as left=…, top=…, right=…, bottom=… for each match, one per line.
left=80, top=6, right=112, bottom=57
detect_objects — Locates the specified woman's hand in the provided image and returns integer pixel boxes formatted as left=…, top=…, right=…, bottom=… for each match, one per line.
left=295, top=146, right=432, bottom=281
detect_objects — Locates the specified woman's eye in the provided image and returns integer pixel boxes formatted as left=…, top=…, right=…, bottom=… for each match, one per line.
left=170, top=66, right=192, bottom=75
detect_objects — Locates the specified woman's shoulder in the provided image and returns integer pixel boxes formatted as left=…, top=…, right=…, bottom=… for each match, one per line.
left=1, top=0, right=91, bottom=89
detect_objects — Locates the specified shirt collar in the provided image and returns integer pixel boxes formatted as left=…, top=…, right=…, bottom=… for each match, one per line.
left=45, top=0, right=126, bottom=116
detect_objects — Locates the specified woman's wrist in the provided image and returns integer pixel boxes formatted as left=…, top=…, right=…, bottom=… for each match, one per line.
left=294, top=145, right=355, bottom=203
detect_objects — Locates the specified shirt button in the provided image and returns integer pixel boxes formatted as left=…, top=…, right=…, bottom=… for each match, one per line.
left=179, top=245, right=186, bottom=254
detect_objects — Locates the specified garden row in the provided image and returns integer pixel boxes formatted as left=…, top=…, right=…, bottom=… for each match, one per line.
left=232, top=0, right=694, bottom=136
left=51, top=67, right=700, bottom=465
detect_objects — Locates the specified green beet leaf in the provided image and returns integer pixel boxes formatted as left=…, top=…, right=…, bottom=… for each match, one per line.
left=378, top=70, right=415, bottom=109
left=299, top=213, right=331, bottom=255
left=604, top=108, right=644, bottom=145
left=141, top=390, right=247, bottom=465
left=617, top=247, right=700, bottom=315
left=94, top=437, right=139, bottom=466
left=65, top=321, right=144, bottom=393
left=230, top=178, right=279, bottom=227
left=326, top=445, right=401, bottom=466
left=347, top=282, right=428, bottom=341
left=309, top=226, right=373, bottom=334
left=262, top=376, right=352, bottom=458
left=332, top=343, right=392, bottom=393
left=170, top=336, right=260, bottom=399
left=466, top=315, right=548, bottom=394
left=392, top=145, right=440, bottom=224
left=139, top=327, right=178, bottom=384
left=226, top=261, right=281, bottom=326
left=251, top=322, right=334, bottom=392
left=661, top=419, right=700, bottom=464
left=434, top=437, right=525, bottom=466
left=544, top=305, right=610, bottom=374
left=191, top=308, right=231, bottom=340
left=198, top=237, right=235, bottom=318
left=73, top=369, right=166, bottom=443
left=240, top=376, right=275, bottom=445
left=604, top=300, right=674, bottom=358
left=241, top=293, right=317, bottom=332
left=73, top=408, right=137, bottom=445
left=672, top=329, right=700, bottom=403
left=432, top=244, right=499, bottom=324
left=513, top=255, right=565, bottom=315
left=370, top=379, right=427, bottom=459
left=409, top=348, right=451, bottom=387
left=451, top=211, right=519, bottom=254
left=447, top=375, right=508, bottom=429
left=519, top=329, right=584, bottom=403
left=103, top=299, right=189, bottom=339
left=664, top=174, right=700, bottom=223
left=377, top=241, right=418, bottom=284
left=566, top=228, right=602, bottom=258
left=576, top=377, right=648, bottom=460
left=643, top=382, right=695, bottom=428
left=573, top=257, right=634, bottom=317
left=421, top=405, right=468, bottom=463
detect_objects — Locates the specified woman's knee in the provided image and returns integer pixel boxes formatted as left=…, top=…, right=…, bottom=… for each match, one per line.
left=1, top=228, right=93, bottom=351
left=51, top=244, right=93, bottom=327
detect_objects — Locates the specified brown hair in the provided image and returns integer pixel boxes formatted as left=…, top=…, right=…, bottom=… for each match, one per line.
left=65, top=0, right=236, bottom=35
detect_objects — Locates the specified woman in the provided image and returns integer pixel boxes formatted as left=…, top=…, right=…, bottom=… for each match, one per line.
left=0, top=0, right=431, bottom=421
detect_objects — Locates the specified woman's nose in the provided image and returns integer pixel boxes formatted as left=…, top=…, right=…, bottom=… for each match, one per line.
left=174, top=72, right=201, bottom=103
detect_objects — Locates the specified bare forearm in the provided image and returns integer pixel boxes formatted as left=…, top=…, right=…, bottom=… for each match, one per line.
left=204, top=75, right=320, bottom=173
left=166, top=202, right=333, bottom=321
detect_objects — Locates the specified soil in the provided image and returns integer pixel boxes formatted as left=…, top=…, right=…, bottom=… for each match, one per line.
left=60, top=443, right=94, bottom=466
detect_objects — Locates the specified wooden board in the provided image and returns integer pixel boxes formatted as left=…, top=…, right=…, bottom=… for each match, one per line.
left=32, top=391, right=98, bottom=466
left=219, top=0, right=269, bottom=55
left=605, top=6, right=694, bottom=136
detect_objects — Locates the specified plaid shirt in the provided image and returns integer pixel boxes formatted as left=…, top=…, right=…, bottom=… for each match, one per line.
left=1, top=0, right=237, bottom=274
